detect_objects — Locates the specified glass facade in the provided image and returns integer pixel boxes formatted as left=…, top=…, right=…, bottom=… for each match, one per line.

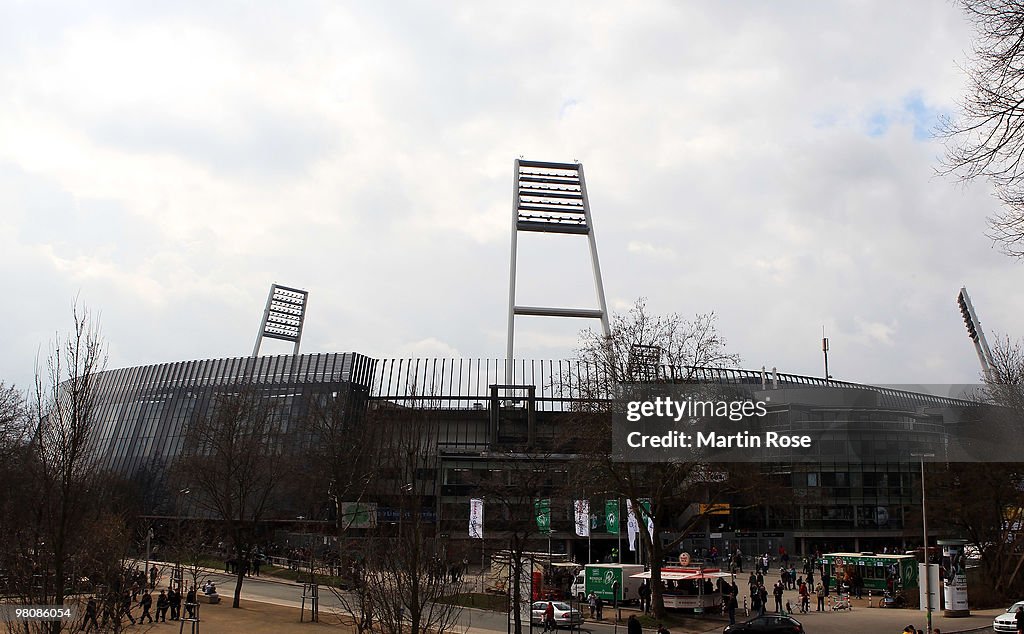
left=87, top=354, right=973, bottom=554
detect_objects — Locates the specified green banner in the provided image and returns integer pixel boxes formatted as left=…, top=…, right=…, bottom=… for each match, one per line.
left=535, top=498, right=551, bottom=533
left=605, top=499, right=619, bottom=534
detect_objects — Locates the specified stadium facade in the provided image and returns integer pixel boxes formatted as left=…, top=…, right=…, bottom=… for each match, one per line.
left=91, top=352, right=973, bottom=560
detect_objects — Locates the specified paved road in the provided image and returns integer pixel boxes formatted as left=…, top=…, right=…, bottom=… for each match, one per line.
left=178, top=569, right=1001, bottom=634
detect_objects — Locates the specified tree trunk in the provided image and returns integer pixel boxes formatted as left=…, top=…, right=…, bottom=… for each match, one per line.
left=649, top=533, right=666, bottom=620
left=232, top=540, right=245, bottom=608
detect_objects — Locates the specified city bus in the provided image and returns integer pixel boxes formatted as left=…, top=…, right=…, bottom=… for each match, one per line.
left=821, top=552, right=918, bottom=592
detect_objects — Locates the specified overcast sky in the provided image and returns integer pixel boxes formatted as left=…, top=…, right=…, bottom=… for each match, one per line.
left=1, top=1, right=1016, bottom=392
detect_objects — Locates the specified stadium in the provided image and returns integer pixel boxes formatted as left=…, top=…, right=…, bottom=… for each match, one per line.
left=87, top=160, right=982, bottom=562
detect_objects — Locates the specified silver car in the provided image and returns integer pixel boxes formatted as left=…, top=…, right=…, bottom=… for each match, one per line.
left=993, top=600, right=1024, bottom=633
left=530, top=601, right=584, bottom=628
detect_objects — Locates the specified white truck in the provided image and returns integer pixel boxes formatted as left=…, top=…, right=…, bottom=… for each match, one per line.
left=571, top=563, right=645, bottom=603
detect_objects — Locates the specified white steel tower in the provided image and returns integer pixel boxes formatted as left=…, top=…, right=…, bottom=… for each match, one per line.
left=506, top=159, right=611, bottom=380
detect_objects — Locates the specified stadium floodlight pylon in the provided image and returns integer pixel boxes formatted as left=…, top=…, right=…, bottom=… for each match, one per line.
left=252, top=283, right=310, bottom=357
left=506, top=159, right=611, bottom=381
left=956, top=286, right=994, bottom=381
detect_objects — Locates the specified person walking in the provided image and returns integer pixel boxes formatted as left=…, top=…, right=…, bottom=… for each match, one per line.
left=80, top=597, right=99, bottom=632
left=149, top=564, right=159, bottom=589
left=596, top=595, right=604, bottom=620
left=773, top=581, right=784, bottom=613
left=139, top=590, right=154, bottom=624
left=120, top=590, right=136, bottom=626
left=639, top=581, right=651, bottom=614
left=627, top=614, right=642, bottom=634
left=156, top=589, right=169, bottom=622
left=543, top=601, right=556, bottom=632
left=587, top=591, right=597, bottom=618
left=100, top=592, right=116, bottom=628
left=726, top=592, right=738, bottom=625
left=361, top=595, right=374, bottom=631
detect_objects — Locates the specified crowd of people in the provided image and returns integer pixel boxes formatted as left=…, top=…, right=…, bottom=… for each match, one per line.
left=710, top=548, right=856, bottom=625
left=77, top=564, right=206, bottom=632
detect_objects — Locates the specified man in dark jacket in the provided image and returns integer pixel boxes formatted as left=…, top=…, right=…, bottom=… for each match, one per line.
left=627, top=614, right=642, bottom=634
left=168, top=586, right=181, bottom=620
left=138, top=590, right=154, bottom=624
left=156, top=589, right=169, bottom=622
left=81, top=597, right=99, bottom=632
left=638, top=581, right=651, bottom=614
left=120, top=590, right=136, bottom=625
left=185, top=586, right=197, bottom=619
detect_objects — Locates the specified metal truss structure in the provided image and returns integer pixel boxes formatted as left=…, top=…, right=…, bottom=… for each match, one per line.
left=506, top=159, right=611, bottom=380
left=253, top=283, right=310, bottom=357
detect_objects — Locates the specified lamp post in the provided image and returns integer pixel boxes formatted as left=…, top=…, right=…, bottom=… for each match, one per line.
left=175, top=488, right=190, bottom=591
left=911, top=452, right=935, bottom=634
left=145, top=527, right=155, bottom=589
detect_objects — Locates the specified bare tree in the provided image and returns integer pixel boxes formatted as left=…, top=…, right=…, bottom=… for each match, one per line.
left=566, top=298, right=758, bottom=620
left=175, top=389, right=292, bottom=608
left=0, top=302, right=149, bottom=634
left=356, top=404, right=465, bottom=634
left=163, top=510, right=215, bottom=598
left=5, top=302, right=110, bottom=634
left=941, top=0, right=1024, bottom=256
left=575, top=298, right=740, bottom=384
left=299, top=390, right=387, bottom=633
left=0, top=381, right=29, bottom=545
left=0, top=382, right=27, bottom=449
left=923, top=334, right=1024, bottom=602
left=470, top=453, right=566, bottom=634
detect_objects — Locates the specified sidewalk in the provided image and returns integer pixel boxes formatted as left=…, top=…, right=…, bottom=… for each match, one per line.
left=714, top=566, right=1001, bottom=634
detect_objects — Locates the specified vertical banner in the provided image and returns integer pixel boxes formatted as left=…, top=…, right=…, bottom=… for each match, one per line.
left=626, top=499, right=639, bottom=551
left=574, top=500, right=591, bottom=537
left=640, top=498, right=653, bottom=544
left=535, top=498, right=552, bottom=534
left=469, top=498, right=484, bottom=539
left=605, top=499, right=619, bottom=534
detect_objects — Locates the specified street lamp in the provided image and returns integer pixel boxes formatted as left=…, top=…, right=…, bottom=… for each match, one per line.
left=911, top=452, right=935, bottom=634
left=175, top=488, right=190, bottom=591
left=145, top=527, right=155, bottom=589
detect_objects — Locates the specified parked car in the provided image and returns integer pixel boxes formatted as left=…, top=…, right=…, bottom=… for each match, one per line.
left=723, top=614, right=804, bottom=633
left=530, top=601, right=584, bottom=628
left=993, top=600, right=1024, bottom=633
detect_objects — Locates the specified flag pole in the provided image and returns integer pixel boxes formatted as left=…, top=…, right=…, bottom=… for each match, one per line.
left=588, top=503, right=592, bottom=565
left=617, top=499, right=622, bottom=563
